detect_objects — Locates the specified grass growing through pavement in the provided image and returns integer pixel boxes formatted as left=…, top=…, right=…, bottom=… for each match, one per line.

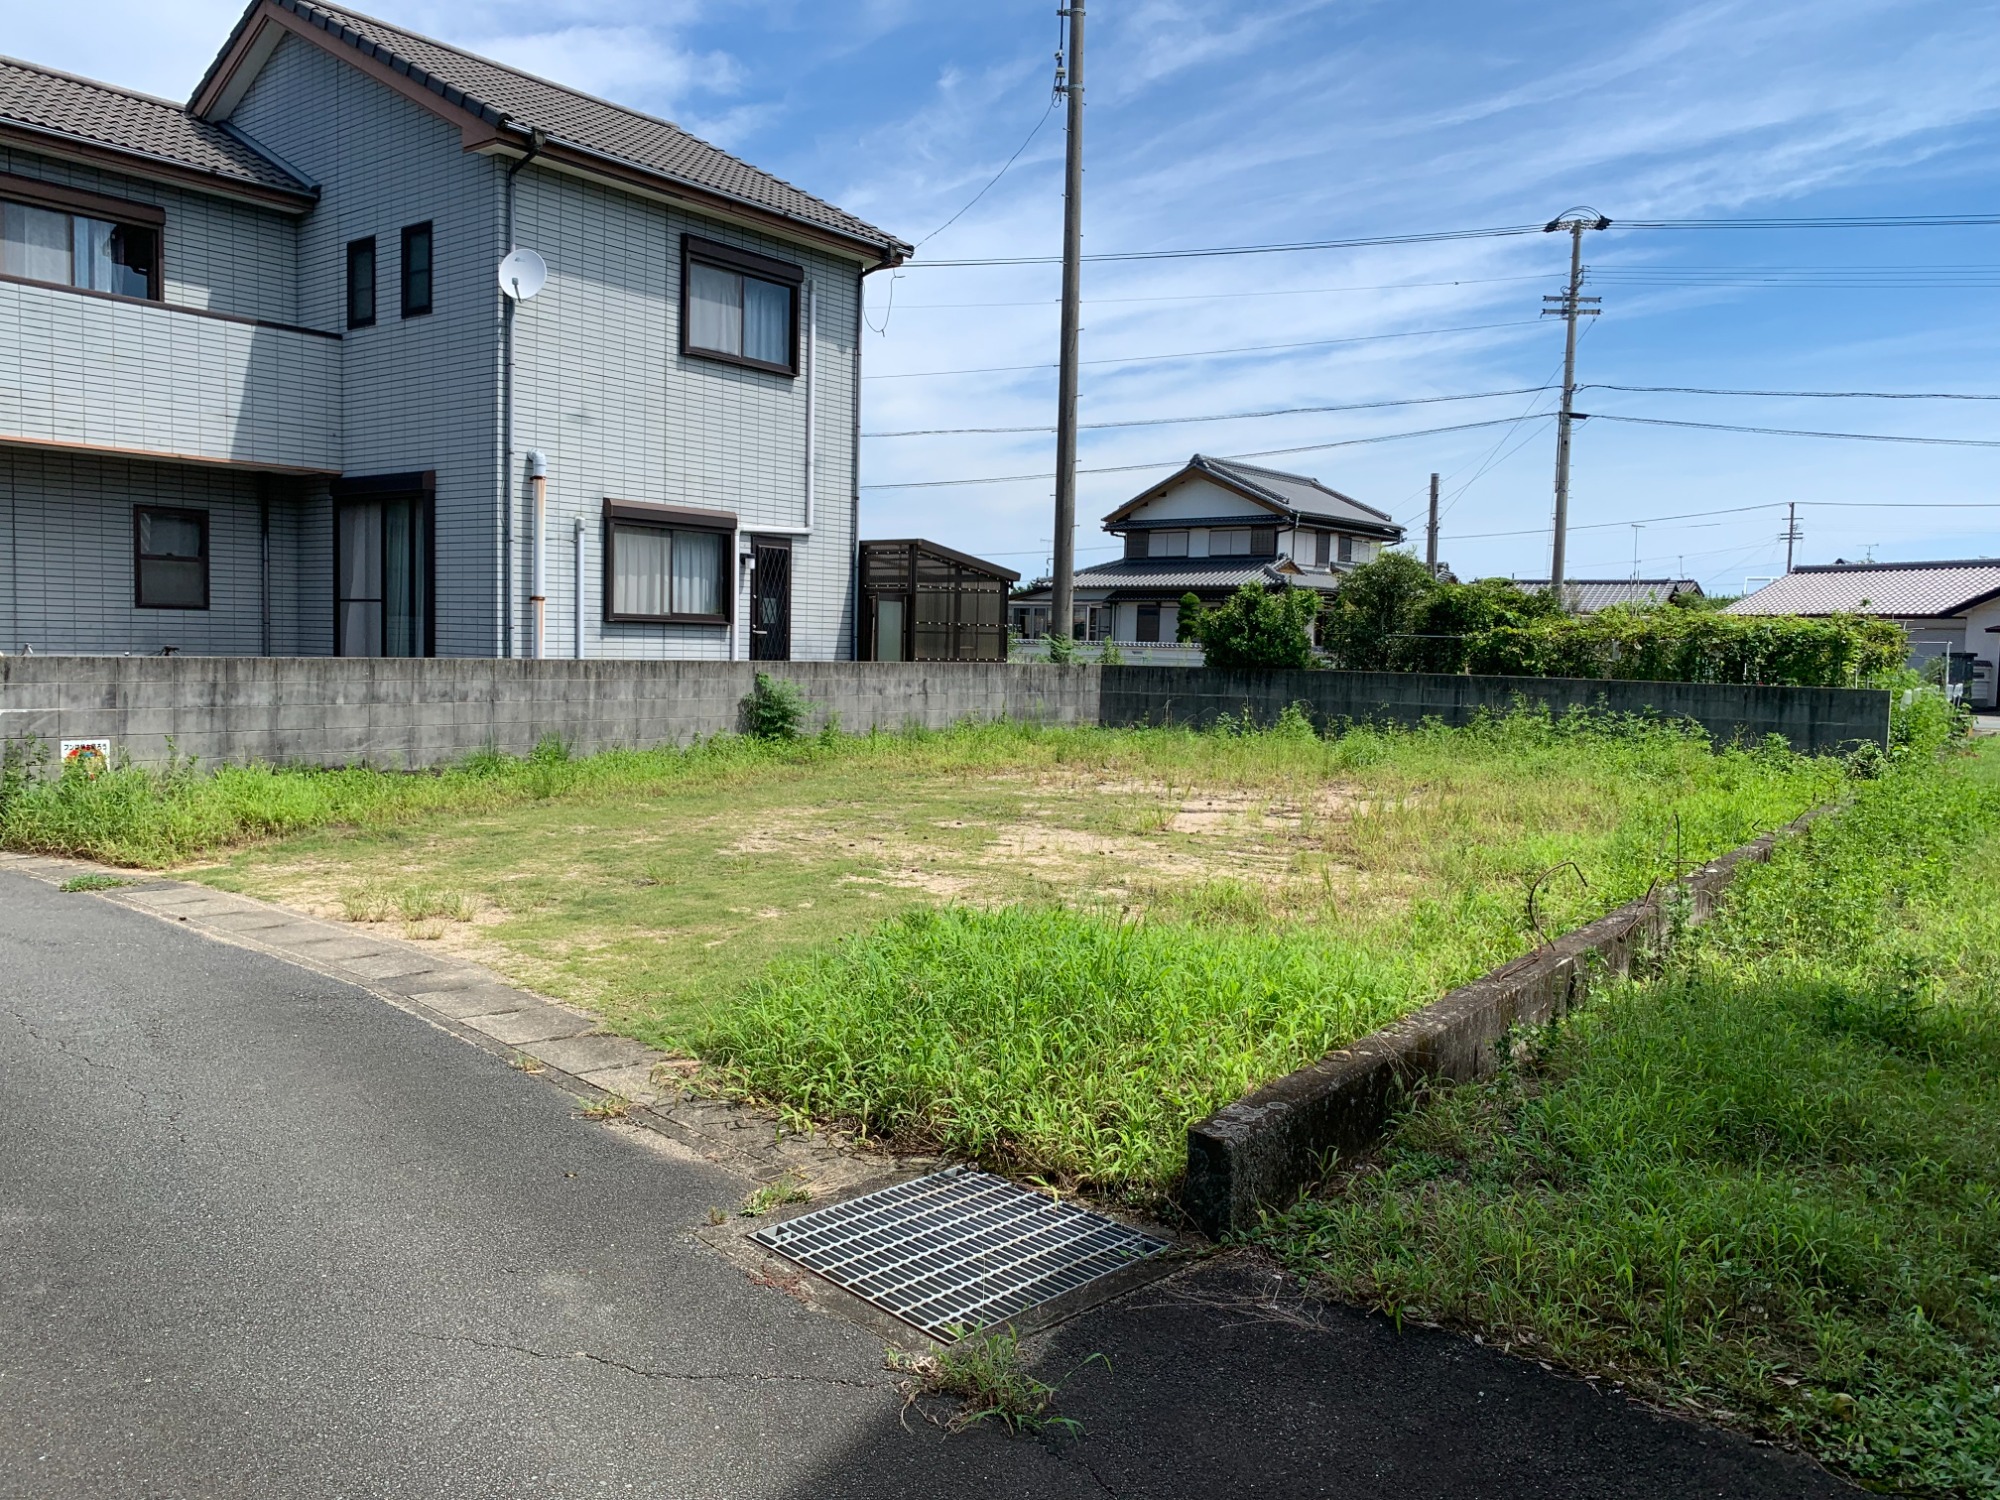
left=1254, top=739, right=2000, bottom=1496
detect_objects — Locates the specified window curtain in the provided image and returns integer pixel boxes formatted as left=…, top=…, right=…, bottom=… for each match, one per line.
left=742, top=277, right=790, bottom=365
left=337, top=502, right=384, bottom=657
left=2, top=202, right=70, bottom=283
left=688, top=264, right=740, bottom=355
left=613, top=527, right=671, bottom=616
left=671, top=530, right=722, bottom=616
left=382, top=498, right=425, bottom=658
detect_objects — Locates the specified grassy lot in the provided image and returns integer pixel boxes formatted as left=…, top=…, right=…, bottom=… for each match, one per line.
left=1254, top=738, right=2000, bottom=1495
left=3, top=712, right=1840, bottom=1194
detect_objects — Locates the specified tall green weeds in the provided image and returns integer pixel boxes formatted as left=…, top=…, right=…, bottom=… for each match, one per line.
left=1258, top=741, right=2000, bottom=1495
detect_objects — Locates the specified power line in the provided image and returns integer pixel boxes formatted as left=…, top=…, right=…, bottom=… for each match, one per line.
left=911, top=98, right=1059, bottom=250
left=1448, top=497, right=2000, bottom=542
left=858, top=414, right=1552, bottom=489
left=864, top=386, right=1554, bottom=438
left=861, top=319, right=1541, bottom=380
left=886, top=274, right=1552, bottom=311
left=1588, top=383, right=2000, bottom=400
left=1581, top=413, right=2000, bottom=449
left=905, top=212, right=2000, bottom=270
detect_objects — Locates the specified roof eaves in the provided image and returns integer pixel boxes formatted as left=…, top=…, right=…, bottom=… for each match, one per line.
left=0, top=113, right=317, bottom=204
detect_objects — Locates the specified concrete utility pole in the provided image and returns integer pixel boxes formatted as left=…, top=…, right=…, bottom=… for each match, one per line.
left=1050, top=1, right=1086, bottom=651
left=1542, top=210, right=1607, bottom=598
left=1781, top=501, right=1802, bottom=573
left=1425, top=471, right=1440, bottom=574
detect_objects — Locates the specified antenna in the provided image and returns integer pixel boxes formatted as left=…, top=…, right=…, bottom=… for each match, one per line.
left=498, top=247, right=548, bottom=302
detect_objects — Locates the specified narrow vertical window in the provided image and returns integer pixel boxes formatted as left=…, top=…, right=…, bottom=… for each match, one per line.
left=1338, top=534, right=1355, bottom=564
left=400, top=222, right=432, bottom=318
left=347, top=236, right=376, bottom=328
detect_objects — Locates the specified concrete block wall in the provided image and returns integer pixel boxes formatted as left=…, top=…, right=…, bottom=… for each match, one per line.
left=1100, top=666, right=1891, bottom=755
left=0, top=658, right=1101, bottom=770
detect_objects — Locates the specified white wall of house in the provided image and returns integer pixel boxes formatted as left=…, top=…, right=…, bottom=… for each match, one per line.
left=1131, top=476, right=1275, bottom=522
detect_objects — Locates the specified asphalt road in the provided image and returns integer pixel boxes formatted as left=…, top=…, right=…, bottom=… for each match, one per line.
left=0, top=870, right=1851, bottom=1498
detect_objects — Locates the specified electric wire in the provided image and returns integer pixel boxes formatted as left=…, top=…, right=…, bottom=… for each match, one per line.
left=864, top=385, right=1555, bottom=438
left=861, top=319, right=1540, bottom=380
left=1587, top=384, right=2000, bottom=400
left=910, top=98, right=1059, bottom=250
left=1581, top=413, right=2000, bottom=448
left=885, top=274, right=1552, bottom=311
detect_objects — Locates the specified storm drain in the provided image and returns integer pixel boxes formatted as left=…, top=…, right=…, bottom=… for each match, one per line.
left=749, top=1167, right=1171, bottom=1340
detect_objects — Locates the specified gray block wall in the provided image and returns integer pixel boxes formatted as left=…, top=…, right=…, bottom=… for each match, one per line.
left=1100, top=666, right=1890, bottom=754
left=0, top=658, right=1888, bottom=772
left=231, top=32, right=506, bottom=659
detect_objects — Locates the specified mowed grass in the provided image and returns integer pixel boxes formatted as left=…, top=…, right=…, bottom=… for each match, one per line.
left=1254, top=740, right=2000, bottom=1495
left=2, top=712, right=1842, bottom=1193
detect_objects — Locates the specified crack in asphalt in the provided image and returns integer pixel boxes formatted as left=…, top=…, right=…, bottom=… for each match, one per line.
left=421, top=1333, right=892, bottom=1392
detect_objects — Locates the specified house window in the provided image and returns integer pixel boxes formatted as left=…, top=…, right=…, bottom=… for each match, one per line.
left=1338, top=534, right=1355, bottom=564
left=347, top=237, right=376, bottom=328
left=1152, top=530, right=1189, bottom=558
left=1136, top=603, right=1161, bottom=643
left=400, top=222, right=432, bottom=318
left=681, top=234, right=802, bottom=375
left=1211, top=528, right=1251, bottom=556
left=606, top=515, right=730, bottom=622
left=1124, top=531, right=1146, bottom=561
left=2, top=199, right=158, bottom=299
left=1313, top=531, right=1331, bottom=566
left=336, top=494, right=430, bottom=657
left=134, top=506, right=208, bottom=610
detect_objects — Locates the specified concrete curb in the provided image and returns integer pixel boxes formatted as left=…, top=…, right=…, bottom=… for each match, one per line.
left=1180, top=807, right=1829, bottom=1238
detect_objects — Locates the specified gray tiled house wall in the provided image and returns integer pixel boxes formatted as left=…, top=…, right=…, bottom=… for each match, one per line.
left=0, top=145, right=301, bottom=324
left=230, top=33, right=504, bottom=657
left=510, top=171, right=862, bottom=661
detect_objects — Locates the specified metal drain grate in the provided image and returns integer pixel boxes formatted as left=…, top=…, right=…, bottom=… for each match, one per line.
left=750, top=1167, right=1171, bottom=1340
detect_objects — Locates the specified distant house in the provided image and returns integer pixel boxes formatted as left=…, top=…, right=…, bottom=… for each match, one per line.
left=1508, top=579, right=1704, bottom=613
left=1727, top=559, right=2000, bottom=708
left=1009, top=455, right=1404, bottom=654
left=857, top=539, right=1017, bottom=662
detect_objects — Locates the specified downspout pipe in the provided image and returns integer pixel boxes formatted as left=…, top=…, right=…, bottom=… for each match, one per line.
left=573, top=515, right=586, bottom=660
left=528, top=449, right=547, bottom=658
left=499, top=125, right=546, bottom=659
left=803, top=278, right=816, bottom=533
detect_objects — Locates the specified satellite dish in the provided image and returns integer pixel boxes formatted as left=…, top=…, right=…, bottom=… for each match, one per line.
left=498, top=247, right=547, bottom=301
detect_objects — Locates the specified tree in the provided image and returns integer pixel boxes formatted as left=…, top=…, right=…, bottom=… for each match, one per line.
left=1178, top=585, right=1322, bottom=669
left=1318, top=552, right=1439, bottom=671
left=1406, top=576, right=1563, bottom=673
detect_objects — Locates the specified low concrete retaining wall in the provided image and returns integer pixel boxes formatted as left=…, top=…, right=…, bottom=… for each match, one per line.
left=0, top=658, right=1100, bottom=770
left=1100, top=666, right=1889, bottom=756
left=0, top=657, right=1886, bottom=770
left=1179, top=811, right=1820, bottom=1239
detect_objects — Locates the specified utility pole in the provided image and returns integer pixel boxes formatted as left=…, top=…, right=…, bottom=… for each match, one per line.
left=1050, top=2, right=1085, bottom=652
left=1542, top=210, right=1607, bottom=599
left=1425, top=472, right=1440, bottom=574
left=1780, top=501, right=1802, bottom=573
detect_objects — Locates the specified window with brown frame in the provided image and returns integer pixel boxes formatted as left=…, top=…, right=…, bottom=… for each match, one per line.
left=1, top=183, right=160, bottom=300
left=680, top=234, right=802, bottom=375
left=603, top=500, right=734, bottom=624
left=134, top=506, right=208, bottom=610
left=400, top=222, right=432, bottom=318
left=347, top=237, right=376, bottom=329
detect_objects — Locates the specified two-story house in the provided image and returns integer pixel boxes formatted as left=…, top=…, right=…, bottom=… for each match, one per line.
left=1010, top=454, right=1405, bottom=649
left=0, top=1, right=907, bottom=661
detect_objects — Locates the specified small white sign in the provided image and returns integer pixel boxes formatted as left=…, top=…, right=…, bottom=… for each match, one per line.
left=60, top=739, right=112, bottom=775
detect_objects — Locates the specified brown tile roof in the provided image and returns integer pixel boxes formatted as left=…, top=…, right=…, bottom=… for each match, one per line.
left=0, top=54, right=311, bottom=197
left=1725, top=560, right=2000, bottom=618
left=201, top=1, right=905, bottom=257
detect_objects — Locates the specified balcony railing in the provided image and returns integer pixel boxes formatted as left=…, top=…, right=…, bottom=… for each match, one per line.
left=0, top=275, right=342, bottom=474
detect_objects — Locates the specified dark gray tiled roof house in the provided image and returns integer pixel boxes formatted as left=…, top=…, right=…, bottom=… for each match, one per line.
left=1010, top=454, right=1407, bottom=653
left=1, top=0, right=909, bottom=661
left=1507, top=578, right=1704, bottom=613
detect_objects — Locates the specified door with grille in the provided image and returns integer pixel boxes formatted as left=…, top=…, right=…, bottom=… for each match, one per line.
left=749, top=538, right=792, bottom=660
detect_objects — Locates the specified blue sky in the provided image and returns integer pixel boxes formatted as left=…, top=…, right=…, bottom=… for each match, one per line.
left=23, top=0, right=2000, bottom=591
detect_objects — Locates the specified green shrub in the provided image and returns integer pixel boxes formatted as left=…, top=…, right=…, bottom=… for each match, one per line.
left=744, top=672, right=808, bottom=741
left=1178, top=584, right=1322, bottom=669
left=1463, top=607, right=1906, bottom=687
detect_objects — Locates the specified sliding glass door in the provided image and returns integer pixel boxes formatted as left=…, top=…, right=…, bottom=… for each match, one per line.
left=336, top=495, right=429, bottom=657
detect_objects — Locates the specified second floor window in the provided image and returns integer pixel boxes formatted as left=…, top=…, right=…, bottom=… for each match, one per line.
left=2, top=199, right=158, bottom=299
left=401, top=222, right=432, bottom=317
left=682, top=234, right=801, bottom=374
left=347, top=237, right=376, bottom=328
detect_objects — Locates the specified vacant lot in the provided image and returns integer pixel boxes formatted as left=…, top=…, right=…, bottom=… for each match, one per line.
left=3, top=712, right=1842, bottom=1192
left=1258, top=739, right=2000, bottom=1495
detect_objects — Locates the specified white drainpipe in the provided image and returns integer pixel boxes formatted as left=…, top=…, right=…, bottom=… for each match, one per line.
left=573, top=514, right=586, bottom=659
left=528, top=449, right=547, bottom=659
left=803, top=279, right=816, bottom=532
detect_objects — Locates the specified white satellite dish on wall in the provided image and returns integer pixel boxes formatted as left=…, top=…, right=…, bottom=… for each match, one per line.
left=498, top=247, right=547, bottom=301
